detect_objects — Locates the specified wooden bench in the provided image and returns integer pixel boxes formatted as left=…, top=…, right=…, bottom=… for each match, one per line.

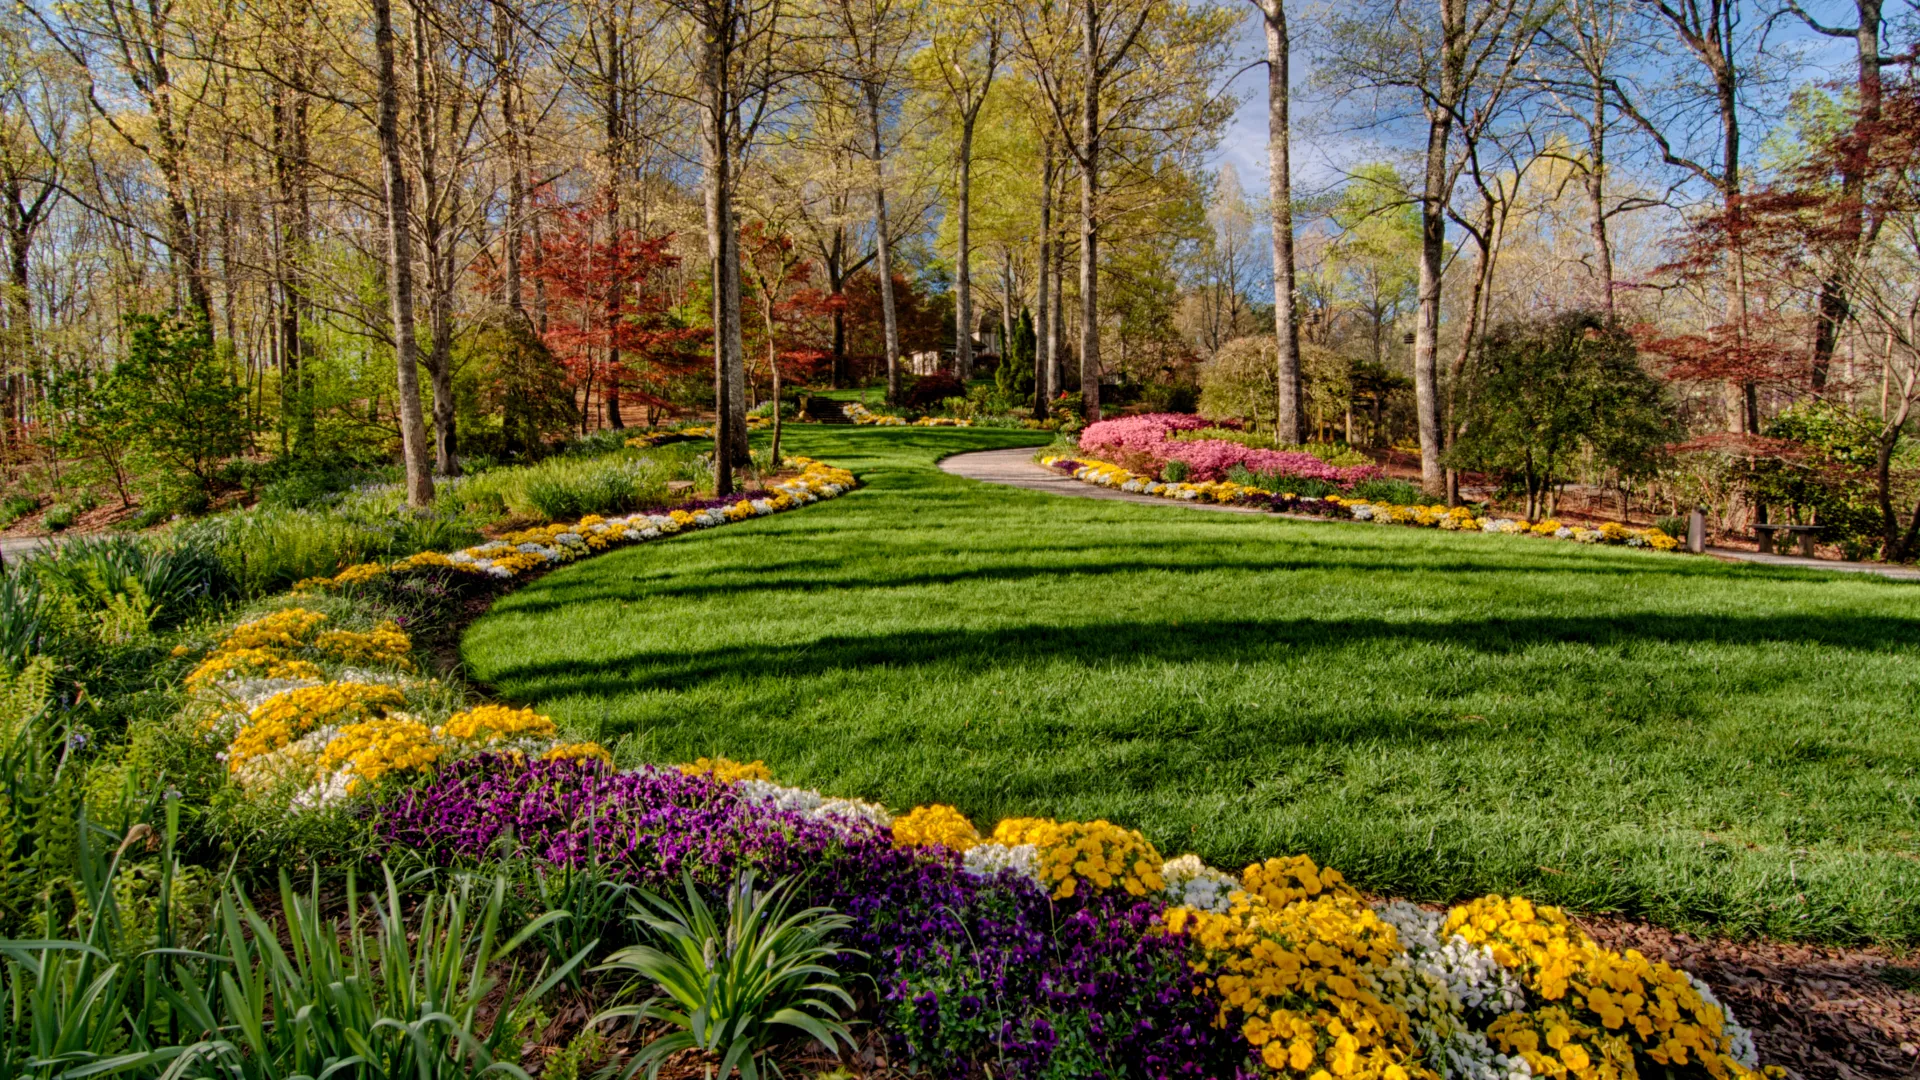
left=1752, top=523, right=1823, bottom=557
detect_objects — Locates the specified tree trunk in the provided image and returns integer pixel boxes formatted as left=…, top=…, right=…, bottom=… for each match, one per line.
left=1036, top=145, right=1057, bottom=416
left=1050, top=223, right=1065, bottom=397
left=603, top=15, right=626, bottom=430
left=373, top=0, right=433, bottom=507
left=870, top=96, right=902, bottom=404
left=826, top=225, right=848, bottom=388
left=700, top=22, right=749, bottom=492
left=495, top=0, right=528, bottom=453
left=1411, top=0, right=1461, bottom=493
left=1811, top=0, right=1884, bottom=392
left=955, top=113, right=976, bottom=383
left=412, top=2, right=457, bottom=474
left=1078, top=0, right=1102, bottom=421
left=1261, top=0, right=1303, bottom=444
left=1585, top=76, right=1614, bottom=315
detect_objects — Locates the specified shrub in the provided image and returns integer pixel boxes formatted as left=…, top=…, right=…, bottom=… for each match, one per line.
left=1198, top=336, right=1277, bottom=427
left=1350, top=478, right=1428, bottom=505
left=42, top=503, right=78, bottom=531
left=1162, top=459, right=1190, bottom=483
left=1656, top=515, right=1689, bottom=539
left=25, top=534, right=235, bottom=631
left=451, top=450, right=696, bottom=521
left=907, top=373, right=966, bottom=410
left=0, top=495, right=34, bottom=529
left=1083, top=414, right=1383, bottom=485
left=257, top=458, right=397, bottom=510
left=168, top=869, right=584, bottom=1080
left=182, top=501, right=482, bottom=597
left=1226, top=465, right=1341, bottom=498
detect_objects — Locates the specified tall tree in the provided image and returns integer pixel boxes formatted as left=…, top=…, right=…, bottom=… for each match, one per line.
left=1326, top=0, right=1544, bottom=491
left=1250, top=0, right=1303, bottom=442
left=919, top=0, right=999, bottom=384
left=825, top=0, right=920, bottom=404
left=374, top=0, right=435, bottom=506
left=1011, top=0, right=1233, bottom=420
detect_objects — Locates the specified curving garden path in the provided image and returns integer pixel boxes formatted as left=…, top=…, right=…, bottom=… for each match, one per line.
left=941, top=446, right=1920, bottom=581
left=937, top=446, right=1264, bottom=514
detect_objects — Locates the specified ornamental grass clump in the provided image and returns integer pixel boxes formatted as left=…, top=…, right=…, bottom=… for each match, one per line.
left=592, top=871, right=862, bottom=1080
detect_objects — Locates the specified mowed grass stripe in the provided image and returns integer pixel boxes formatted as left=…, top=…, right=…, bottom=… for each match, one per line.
left=464, top=427, right=1920, bottom=944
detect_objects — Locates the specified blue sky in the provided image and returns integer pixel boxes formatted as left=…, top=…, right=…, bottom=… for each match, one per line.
left=1207, top=1, right=1864, bottom=204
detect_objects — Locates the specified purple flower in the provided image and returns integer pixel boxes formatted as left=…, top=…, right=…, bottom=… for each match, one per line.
left=375, top=756, right=1252, bottom=1080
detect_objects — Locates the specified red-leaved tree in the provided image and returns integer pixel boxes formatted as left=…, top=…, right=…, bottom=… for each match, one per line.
left=524, top=200, right=705, bottom=429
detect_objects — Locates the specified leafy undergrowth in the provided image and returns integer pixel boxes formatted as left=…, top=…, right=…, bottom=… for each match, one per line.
left=466, top=426, right=1920, bottom=946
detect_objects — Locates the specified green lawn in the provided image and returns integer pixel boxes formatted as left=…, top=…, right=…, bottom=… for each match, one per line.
left=463, top=427, right=1920, bottom=944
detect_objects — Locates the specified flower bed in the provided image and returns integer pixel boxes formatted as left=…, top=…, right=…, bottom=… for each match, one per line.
left=294, top=457, right=856, bottom=588
left=376, top=753, right=1777, bottom=1080
left=163, top=440, right=1766, bottom=1078
left=1079, top=414, right=1383, bottom=485
left=1042, top=454, right=1680, bottom=552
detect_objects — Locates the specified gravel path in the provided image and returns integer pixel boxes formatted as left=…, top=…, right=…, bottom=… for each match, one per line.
left=941, top=448, right=1920, bottom=582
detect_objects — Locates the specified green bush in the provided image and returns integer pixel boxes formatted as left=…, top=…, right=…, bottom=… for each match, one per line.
left=1350, top=478, right=1428, bottom=505
left=1655, top=515, right=1689, bottom=539
left=181, top=500, right=482, bottom=597
left=160, top=870, right=584, bottom=1080
left=42, top=503, right=78, bottom=531
left=451, top=450, right=702, bottom=522
left=0, top=495, right=34, bottom=529
left=25, top=534, right=235, bottom=632
left=1225, top=465, right=1341, bottom=497
left=1162, top=459, right=1190, bottom=483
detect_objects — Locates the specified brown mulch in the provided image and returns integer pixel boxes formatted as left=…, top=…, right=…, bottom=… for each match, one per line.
left=1578, top=917, right=1920, bottom=1080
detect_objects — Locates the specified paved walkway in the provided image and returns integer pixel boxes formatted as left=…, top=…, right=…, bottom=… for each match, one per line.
left=0, top=535, right=51, bottom=565
left=940, top=448, right=1920, bottom=582
left=938, top=447, right=1265, bottom=515
left=1704, top=546, right=1920, bottom=581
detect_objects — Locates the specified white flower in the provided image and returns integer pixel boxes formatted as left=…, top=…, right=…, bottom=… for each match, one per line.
left=1373, top=901, right=1527, bottom=1019
left=1434, top=1029, right=1533, bottom=1080
left=1160, top=855, right=1240, bottom=913
left=962, top=842, right=1043, bottom=886
left=1685, top=973, right=1759, bottom=1069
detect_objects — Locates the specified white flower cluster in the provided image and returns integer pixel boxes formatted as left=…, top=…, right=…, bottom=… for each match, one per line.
left=1369, top=901, right=1532, bottom=1080
left=1052, top=458, right=1205, bottom=500
left=961, top=842, right=1043, bottom=885
left=1433, top=1030, right=1534, bottom=1080
left=1686, top=973, right=1759, bottom=1069
left=1351, top=502, right=1383, bottom=522
left=734, top=778, right=894, bottom=833
left=1159, top=854, right=1240, bottom=913
left=1374, top=901, right=1528, bottom=1019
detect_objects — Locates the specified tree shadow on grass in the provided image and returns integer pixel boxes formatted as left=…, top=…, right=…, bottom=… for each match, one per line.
left=472, top=610, right=1920, bottom=705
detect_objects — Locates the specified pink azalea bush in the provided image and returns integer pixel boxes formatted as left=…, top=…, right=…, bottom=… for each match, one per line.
left=1079, top=413, right=1382, bottom=485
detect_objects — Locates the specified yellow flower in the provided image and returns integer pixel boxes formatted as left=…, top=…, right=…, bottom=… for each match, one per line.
left=1166, top=889, right=1433, bottom=1080
left=438, top=703, right=558, bottom=745
left=541, top=741, right=613, bottom=764
left=227, top=682, right=407, bottom=774
left=892, top=804, right=981, bottom=851
left=679, top=756, right=773, bottom=783
left=989, top=817, right=1164, bottom=899
left=319, top=716, right=442, bottom=791
left=314, top=621, right=414, bottom=670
